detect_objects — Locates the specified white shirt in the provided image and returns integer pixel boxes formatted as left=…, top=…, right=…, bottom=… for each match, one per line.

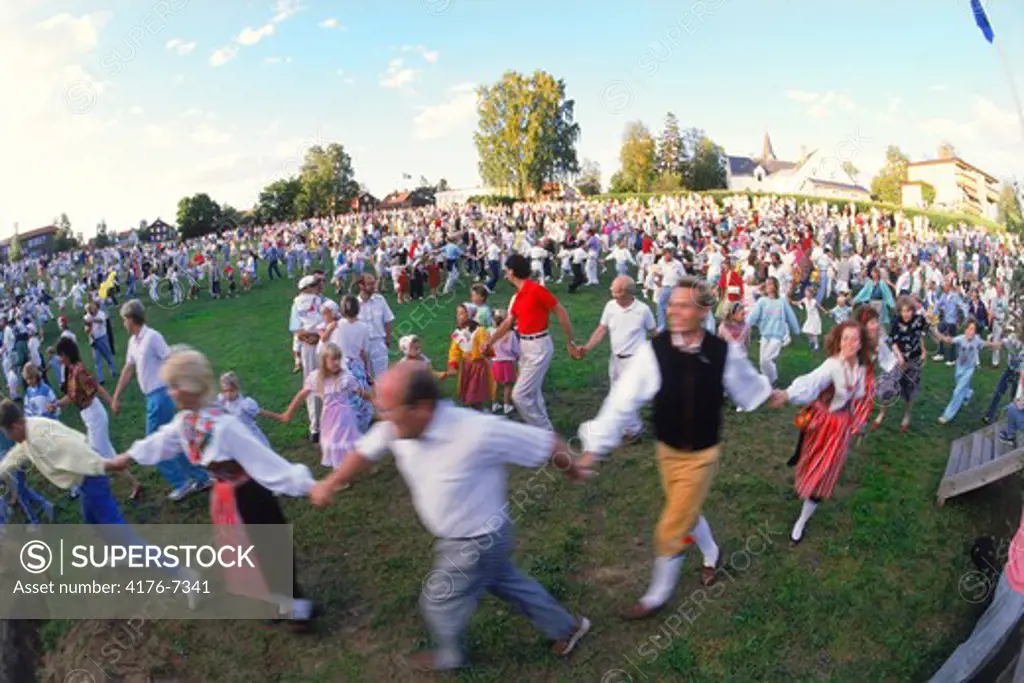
left=579, top=339, right=772, bottom=456
left=660, top=259, right=686, bottom=288
left=125, top=325, right=171, bottom=395
left=128, top=411, right=314, bottom=496
left=84, top=310, right=107, bottom=341
left=600, top=299, right=655, bottom=357
left=329, top=318, right=371, bottom=365
left=357, top=293, right=395, bottom=340
left=784, top=357, right=867, bottom=412
left=356, top=402, right=555, bottom=539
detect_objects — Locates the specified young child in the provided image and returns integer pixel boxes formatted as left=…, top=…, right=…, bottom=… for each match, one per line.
left=216, top=372, right=287, bottom=447
left=47, top=347, right=64, bottom=392
left=4, top=355, right=22, bottom=403
left=470, top=284, right=494, bottom=328
left=22, top=364, right=58, bottom=420
left=224, top=263, right=238, bottom=297
left=830, top=294, right=852, bottom=325
left=933, top=320, right=1002, bottom=424
left=489, top=309, right=519, bottom=415
left=442, top=303, right=493, bottom=411
left=718, top=302, right=749, bottom=348
left=797, top=287, right=824, bottom=351
left=398, top=335, right=432, bottom=367
left=281, top=343, right=372, bottom=470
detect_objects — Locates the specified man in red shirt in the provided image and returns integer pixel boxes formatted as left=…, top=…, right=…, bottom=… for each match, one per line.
left=485, top=254, right=579, bottom=430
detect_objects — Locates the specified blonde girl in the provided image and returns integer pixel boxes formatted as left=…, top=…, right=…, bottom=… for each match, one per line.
left=281, top=344, right=371, bottom=469
left=488, top=308, right=519, bottom=414
left=216, top=372, right=288, bottom=447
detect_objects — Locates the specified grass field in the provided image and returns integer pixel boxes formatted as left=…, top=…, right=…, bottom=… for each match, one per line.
left=33, top=264, right=1019, bottom=683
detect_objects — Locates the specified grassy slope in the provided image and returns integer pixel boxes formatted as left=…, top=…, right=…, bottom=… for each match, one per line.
left=37, top=266, right=1018, bottom=683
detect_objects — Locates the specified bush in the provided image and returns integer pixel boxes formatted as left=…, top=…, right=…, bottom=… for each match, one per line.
left=468, top=195, right=517, bottom=207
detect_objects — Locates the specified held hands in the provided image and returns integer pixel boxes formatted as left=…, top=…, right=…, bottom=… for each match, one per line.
left=768, top=389, right=788, bottom=409
left=309, top=479, right=334, bottom=507
left=567, top=343, right=586, bottom=360
left=111, top=398, right=121, bottom=415
left=104, top=454, right=133, bottom=472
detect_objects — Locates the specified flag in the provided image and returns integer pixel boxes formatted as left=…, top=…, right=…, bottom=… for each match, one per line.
left=971, top=0, right=994, bottom=43
left=402, top=172, right=412, bottom=180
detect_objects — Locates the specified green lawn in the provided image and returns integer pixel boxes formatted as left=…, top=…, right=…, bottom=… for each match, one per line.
left=35, top=265, right=1019, bottom=683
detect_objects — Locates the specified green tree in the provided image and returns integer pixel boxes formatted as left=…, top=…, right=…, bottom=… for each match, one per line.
left=997, top=181, right=1023, bottom=232
left=294, top=143, right=359, bottom=219
left=687, top=135, right=728, bottom=191
left=257, top=177, right=302, bottom=224
left=616, top=121, right=657, bottom=193
left=94, top=220, right=112, bottom=248
left=53, top=212, right=77, bottom=252
left=219, top=205, right=244, bottom=232
left=921, top=182, right=937, bottom=207
left=869, top=145, right=910, bottom=203
left=841, top=161, right=859, bottom=182
left=176, top=193, right=222, bottom=239
left=474, top=70, right=580, bottom=198
left=8, top=230, right=22, bottom=263
left=656, top=112, right=683, bottom=176
left=653, top=172, right=684, bottom=193
left=436, top=178, right=450, bottom=192
left=576, top=159, right=602, bottom=196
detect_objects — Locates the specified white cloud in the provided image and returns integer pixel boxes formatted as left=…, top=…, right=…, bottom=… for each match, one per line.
left=209, top=45, right=238, bottom=67
left=785, top=89, right=856, bottom=118
left=128, top=106, right=143, bottom=115
left=192, top=123, right=232, bottom=146
left=271, top=0, right=304, bottom=24
left=399, top=44, right=439, bottom=64
left=143, top=124, right=175, bottom=149
left=413, top=83, right=477, bottom=140
left=181, top=108, right=204, bottom=117
left=165, top=38, right=196, bottom=56
left=929, top=84, right=947, bottom=92
left=35, top=13, right=107, bottom=51
left=336, top=69, right=355, bottom=85
left=318, top=18, right=341, bottom=29
left=237, top=24, right=274, bottom=46
left=264, top=56, right=292, bottom=64
left=379, top=58, right=418, bottom=90
left=172, top=73, right=185, bottom=84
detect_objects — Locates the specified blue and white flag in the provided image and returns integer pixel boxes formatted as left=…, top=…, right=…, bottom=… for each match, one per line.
left=971, top=0, right=995, bottom=44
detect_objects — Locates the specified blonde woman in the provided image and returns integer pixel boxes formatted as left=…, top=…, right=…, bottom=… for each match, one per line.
left=106, top=347, right=318, bottom=629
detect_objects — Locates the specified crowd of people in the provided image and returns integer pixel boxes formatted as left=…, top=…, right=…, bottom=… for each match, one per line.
left=1, top=191, right=1023, bottom=679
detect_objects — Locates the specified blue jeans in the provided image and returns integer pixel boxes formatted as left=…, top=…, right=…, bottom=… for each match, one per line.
left=816, top=274, right=829, bottom=306
left=1006, top=403, right=1024, bottom=437
left=1, top=471, right=52, bottom=524
left=942, top=364, right=976, bottom=421
left=938, top=322, right=958, bottom=362
left=80, top=475, right=126, bottom=525
left=421, top=522, right=576, bottom=669
left=985, top=368, right=1017, bottom=422
left=91, top=335, right=117, bottom=383
left=146, top=387, right=209, bottom=490
left=656, top=286, right=672, bottom=332
left=486, top=260, right=500, bottom=291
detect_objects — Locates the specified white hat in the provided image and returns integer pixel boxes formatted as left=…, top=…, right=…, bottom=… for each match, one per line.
left=298, top=275, right=317, bottom=290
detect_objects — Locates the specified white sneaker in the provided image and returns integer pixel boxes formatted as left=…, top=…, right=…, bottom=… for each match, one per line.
left=168, top=481, right=197, bottom=502
left=503, top=404, right=514, bottom=415
left=492, top=402, right=502, bottom=413
left=932, top=354, right=944, bottom=362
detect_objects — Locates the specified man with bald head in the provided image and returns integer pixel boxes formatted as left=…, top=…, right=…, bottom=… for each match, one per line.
left=310, top=364, right=592, bottom=672
left=578, top=275, right=656, bottom=441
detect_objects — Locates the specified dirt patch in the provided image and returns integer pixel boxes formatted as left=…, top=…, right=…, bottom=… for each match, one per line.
left=40, top=619, right=188, bottom=683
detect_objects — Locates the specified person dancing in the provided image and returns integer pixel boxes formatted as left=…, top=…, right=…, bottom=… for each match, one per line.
left=579, top=278, right=779, bottom=619
left=770, top=320, right=873, bottom=544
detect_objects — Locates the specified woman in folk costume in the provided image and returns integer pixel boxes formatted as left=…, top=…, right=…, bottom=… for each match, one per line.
left=771, top=319, right=874, bottom=544
left=441, top=303, right=493, bottom=410
left=106, top=347, right=318, bottom=628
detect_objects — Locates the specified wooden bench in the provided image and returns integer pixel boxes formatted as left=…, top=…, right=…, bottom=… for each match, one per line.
left=937, top=421, right=1024, bottom=505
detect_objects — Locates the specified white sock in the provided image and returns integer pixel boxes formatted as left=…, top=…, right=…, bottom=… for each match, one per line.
left=639, top=554, right=684, bottom=609
left=691, top=516, right=719, bottom=569
left=791, top=500, right=818, bottom=542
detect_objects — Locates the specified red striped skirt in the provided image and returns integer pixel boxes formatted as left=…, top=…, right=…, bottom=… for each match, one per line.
left=793, top=401, right=856, bottom=500
left=210, top=478, right=270, bottom=601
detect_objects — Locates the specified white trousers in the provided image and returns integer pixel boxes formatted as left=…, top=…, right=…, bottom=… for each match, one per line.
left=368, top=338, right=389, bottom=379
left=585, top=259, right=598, bottom=285
left=991, top=320, right=1004, bottom=366
left=759, top=337, right=783, bottom=386
left=81, top=399, right=116, bottom=459
left=299, top=341, right=321, bottom=434
left=609, top=354, right=643, bottom=435
left=513, top=335, right=554, bottom=431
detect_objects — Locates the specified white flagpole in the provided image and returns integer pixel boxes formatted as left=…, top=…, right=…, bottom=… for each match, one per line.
left=995, top=41, right=1024, bottom=142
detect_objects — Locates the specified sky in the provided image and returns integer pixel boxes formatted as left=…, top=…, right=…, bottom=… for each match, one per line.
left=2, top=0, right=1023, bottom=239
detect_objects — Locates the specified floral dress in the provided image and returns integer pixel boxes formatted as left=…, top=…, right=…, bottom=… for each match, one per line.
left=304, top=369, right=363, bottom=468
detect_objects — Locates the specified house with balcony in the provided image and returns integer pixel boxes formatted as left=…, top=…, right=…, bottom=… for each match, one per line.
left=901, top=147, right=1000, bottom=219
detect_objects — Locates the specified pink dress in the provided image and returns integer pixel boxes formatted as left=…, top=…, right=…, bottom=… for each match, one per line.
left=304, top=370, right=362, bottom=468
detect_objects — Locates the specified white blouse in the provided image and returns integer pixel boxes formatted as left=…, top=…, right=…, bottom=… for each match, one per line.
left=785, top=357, right=866, bottom=412
left=127, top=412, right=314, bottom=497
left=579, top=339, right=773, bottom=457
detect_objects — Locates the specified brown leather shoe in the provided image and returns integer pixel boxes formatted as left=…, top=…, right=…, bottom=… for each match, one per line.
left=621, top=603, right=662, bottom=621
left=551, top=616, right=590, bottom=656
left=700, top=565, right=718, bottom=587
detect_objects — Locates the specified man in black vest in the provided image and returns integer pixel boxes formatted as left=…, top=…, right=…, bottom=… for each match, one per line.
left=578, top=276, right=782, bottom=620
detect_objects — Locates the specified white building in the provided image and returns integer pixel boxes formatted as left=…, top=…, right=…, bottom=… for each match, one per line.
left=435, top=186, right=503, bottom=208
left=727, top=133, right=870, bottom=201
left=901, top=148, right=1000, bottom=219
